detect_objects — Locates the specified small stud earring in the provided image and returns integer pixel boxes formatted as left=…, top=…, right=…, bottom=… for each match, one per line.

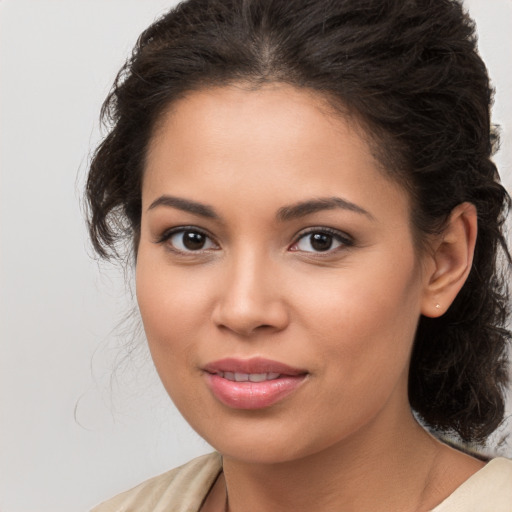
left=435, top=303, right=441, bottom=310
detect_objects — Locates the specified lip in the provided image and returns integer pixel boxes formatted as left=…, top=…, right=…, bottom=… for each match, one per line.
left=203, top=357, right=307, bottom=376
left=203, top=357, right=308, bottom=410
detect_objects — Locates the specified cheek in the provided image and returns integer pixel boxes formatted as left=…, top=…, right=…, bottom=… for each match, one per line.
left=298, top=254, right=422, bottom=384
left=135, top=251, right=209, bottom=375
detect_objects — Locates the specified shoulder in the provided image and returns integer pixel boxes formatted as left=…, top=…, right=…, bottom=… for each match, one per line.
left=90, top=452, right=222, bottom=512
left=431, top=457, right=512, bottom=511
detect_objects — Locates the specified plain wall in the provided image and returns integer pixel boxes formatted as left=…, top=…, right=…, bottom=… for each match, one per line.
left=0, top=1, right=511, bottom=511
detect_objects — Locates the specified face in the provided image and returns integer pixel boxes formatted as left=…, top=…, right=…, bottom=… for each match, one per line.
left=136, top=84, right=430, bottom=464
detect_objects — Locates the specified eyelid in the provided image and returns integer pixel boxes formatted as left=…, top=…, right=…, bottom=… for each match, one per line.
left=155, top=225, right=220, bottom=252
left=289, top=226, right=354, bottom=252
left=154, top=225, right=353, bottom=254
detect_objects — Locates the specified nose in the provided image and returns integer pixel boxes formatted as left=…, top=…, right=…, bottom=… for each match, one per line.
left=211, top=251, right=290, bottom=337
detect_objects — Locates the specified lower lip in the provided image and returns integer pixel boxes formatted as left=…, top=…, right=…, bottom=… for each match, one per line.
left=205, top=373, right=307, bottom=409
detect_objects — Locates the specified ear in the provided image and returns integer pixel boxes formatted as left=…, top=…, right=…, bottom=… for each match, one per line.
left=421, top=202, right=477, bottom=318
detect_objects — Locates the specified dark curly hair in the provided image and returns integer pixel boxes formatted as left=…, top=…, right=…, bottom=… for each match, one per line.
left=86, top=0, right=511, bottom=444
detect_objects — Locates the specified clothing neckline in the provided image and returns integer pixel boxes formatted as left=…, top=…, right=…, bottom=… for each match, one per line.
left=430, top=457, right=512, bottom=511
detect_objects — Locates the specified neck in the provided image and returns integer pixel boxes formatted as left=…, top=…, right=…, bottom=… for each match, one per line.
left=221, top=410, right=456, bottom=512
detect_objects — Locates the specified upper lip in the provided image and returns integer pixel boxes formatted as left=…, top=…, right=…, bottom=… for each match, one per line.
left=203, top=357, right=308, bottom=376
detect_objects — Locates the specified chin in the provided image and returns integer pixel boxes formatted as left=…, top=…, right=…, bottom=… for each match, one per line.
left=189, top=413, right=341, bottom=466
left=213, top=439, right=313, bottom=465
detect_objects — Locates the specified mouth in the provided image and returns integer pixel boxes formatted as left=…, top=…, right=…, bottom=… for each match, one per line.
left=213, top=371, right=281, bottom=382
left=203, top=358, right=308, bottom=410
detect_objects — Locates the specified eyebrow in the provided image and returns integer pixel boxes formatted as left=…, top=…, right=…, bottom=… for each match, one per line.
left=147, top=194, right=373, bottom=222
left=276, top=197, right=373, bottom=222
left=148, top=195, right=219, bottom=219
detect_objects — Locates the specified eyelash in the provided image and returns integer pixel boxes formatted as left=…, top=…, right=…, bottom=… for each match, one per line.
left=155, top=226, right=354, bottom=255
left=290, top=227, right=354, bottom=254
left=156, top=226, right=219, bottom=254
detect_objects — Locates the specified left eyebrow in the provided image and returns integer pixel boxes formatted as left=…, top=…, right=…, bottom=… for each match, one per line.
left=276, top=197, right=373, bottom=222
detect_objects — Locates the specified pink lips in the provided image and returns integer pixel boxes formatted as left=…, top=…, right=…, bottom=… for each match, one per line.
left=203, top=357, right=308, bottom=410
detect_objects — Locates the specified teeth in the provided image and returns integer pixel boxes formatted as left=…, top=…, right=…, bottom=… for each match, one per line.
left=248, top=373, right=267, bottom=382
left=220, top=372, right=281, bottom=382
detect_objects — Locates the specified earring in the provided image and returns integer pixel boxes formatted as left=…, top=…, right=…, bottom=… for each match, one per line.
left=435, top=303, right=441, bottom=310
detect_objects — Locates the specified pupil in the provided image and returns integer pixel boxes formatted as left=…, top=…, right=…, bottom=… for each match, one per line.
left=311, top=233, right=332, bottom=251
left=183, top=231, right=205, bottom=250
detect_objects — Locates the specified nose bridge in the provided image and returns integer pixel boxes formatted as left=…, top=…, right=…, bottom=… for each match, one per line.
left=213, top=244, right=288, bottom=335
left=229, top=245, right=267, bottom=299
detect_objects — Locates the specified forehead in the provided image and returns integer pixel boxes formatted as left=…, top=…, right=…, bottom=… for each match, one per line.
left=147, top=84, right=353, bottom=165
left=143, top=84, right=410, bottom=223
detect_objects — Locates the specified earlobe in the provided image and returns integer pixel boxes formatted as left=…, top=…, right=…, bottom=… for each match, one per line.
left=421, top=202, right=478, bottom=318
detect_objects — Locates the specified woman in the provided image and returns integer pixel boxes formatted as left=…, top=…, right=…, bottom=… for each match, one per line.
left=88, top=0, right=512, bottom=510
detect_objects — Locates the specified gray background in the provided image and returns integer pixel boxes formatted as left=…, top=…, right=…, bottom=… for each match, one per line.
left=1, top=1, right=511, bottom=510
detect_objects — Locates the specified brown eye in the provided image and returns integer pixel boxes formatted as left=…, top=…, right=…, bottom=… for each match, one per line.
left=183, top=231, right=207, bottom=250
left=309, top=233, right=333, bottom=251
left=290, top=229, right=352, bottom=253
left=167, top=229, right=218, bottom=252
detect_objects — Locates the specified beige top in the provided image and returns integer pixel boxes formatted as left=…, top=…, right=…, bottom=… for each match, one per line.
left=91, top=453, right=512, bottom=512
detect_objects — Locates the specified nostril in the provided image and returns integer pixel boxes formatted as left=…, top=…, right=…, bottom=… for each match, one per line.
left=215, top=322, right=277, bottom=337
left=213, top=306, right=289, bottom=337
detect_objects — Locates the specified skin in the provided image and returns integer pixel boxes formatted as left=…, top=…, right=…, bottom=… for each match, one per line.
left=136, top=84, right=481, bottom=511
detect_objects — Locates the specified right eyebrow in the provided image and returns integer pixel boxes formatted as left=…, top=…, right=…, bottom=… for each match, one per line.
left=147, top=195, right=220, bottom=220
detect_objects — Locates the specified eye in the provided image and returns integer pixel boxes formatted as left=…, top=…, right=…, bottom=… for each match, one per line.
left=289, top=228, right=352, bottom=253
left=159, top=228, right=218, bottom=253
